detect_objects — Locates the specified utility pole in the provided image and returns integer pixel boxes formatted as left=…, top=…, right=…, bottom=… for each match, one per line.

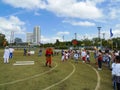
left=97, top=27, right=102, bottom=49
left=10, top=31, right=14, bottom=46
left=75, top=33, right=77, bottom=40
left=102, top=33, right=105, bottom=39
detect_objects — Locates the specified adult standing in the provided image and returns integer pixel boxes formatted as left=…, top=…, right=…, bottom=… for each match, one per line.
left=97, top=50, right=103, bottom=70
left=45, top=47, right=53, bottom=67
left=94, top=49, right=98, bottom=64
left=113, top=56, right=120, bottom=90
left=23, top=48, right=27, bottom=56
left=3, top=46, right=10, bottom=64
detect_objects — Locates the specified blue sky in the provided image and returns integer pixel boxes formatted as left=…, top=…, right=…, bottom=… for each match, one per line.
left=0, top=0, right=120, bottom=43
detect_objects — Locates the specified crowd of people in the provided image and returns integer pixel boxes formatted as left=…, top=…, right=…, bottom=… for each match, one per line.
left=2, top=46, right=120, bottom=90
left=60, top=48, right=120, bottom=90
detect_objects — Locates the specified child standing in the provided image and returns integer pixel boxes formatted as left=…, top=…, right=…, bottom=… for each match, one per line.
left=74, top=51, right=79, bottom=63
left=3, top=46, right=10, bottom=64
left=86, top=50, right=90, bottom=63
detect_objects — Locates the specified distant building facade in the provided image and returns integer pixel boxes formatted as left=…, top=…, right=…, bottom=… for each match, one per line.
left=26, top=26, right=40, bottom=45
left=33, top=26, right=40, bottom=44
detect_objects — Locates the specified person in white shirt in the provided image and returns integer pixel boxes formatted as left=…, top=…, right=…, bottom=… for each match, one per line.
left=111, top=60, right=116, bottom=90
left=3, top=46, right=10, bottom=64
left=81, top=49, right=87, bottom=63
left=74, top=51, right=79, bottom=63
left=114, top=56, right=120, bottom=90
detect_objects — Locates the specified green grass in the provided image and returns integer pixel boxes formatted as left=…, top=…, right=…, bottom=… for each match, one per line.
left=0, top=49, right=113, bottom=90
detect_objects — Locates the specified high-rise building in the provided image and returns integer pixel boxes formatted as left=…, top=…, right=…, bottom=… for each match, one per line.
left=26, top=32, right=33, bottom=43
left=33, top=26, right=40, bottom=44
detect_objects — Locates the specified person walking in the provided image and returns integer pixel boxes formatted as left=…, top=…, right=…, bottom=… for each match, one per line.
left=3, top=46, right=10, bottom=64
left=45, top=47, right=53, bottom=67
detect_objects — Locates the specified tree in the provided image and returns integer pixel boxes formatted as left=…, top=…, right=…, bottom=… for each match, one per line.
left=0, top=33, right=7, bottom=47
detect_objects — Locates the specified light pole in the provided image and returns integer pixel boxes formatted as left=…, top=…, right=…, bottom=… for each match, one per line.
left=102, top=33, right=105, bottom=39
left=74, top=33, right=77, bottom=40
left=97, top=27, right=102, bottom=49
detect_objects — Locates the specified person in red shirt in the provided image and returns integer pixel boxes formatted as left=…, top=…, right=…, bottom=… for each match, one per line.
left=45, top=47, right=53, bottom=67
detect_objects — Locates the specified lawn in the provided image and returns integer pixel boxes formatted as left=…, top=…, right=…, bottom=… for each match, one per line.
left=0, top=48, right=113, bottom=90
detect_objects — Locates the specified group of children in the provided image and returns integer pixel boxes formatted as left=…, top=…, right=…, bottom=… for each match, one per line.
left=61, top=48, right=120, bottom=90
left=61, top=49, right=90, bottom=63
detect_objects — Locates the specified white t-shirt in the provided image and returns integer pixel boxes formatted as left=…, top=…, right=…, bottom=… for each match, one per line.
left=81, top=51, right=86, bottom=57
left=111, top=63, right=116, bottom=75
left=74, top=53, right=79, bottom=59
left=3, top=49, right=10, bottom=58
left=114, top=63, right=120, bottom=76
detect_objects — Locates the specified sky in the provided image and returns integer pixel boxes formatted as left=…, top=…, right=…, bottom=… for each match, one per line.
left=0, top=0, right=120, bottom=44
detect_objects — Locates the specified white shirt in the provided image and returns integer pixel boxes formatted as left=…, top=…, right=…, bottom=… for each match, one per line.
left=114, top=63, right=120, bottom=76
left=111, top=63, right=116, bottom=75
left=3, top=49, right=10, bottom=58
left=81, top=51, right=86, bottom=57
left=74, top=53, right=79, bottom=59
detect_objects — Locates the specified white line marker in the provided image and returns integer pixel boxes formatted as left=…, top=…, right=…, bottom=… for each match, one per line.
left=87, top=64, right=100, bottom=90
left=42, top=62, right=76, bottom=90
left=0, top=62, right=58, bottom=86
left=13, top=61, right=34, bottom=65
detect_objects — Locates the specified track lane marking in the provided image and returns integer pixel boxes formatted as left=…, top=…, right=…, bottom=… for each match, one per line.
left=42, top=62, right=76, bottom=90
left=87, top=64, right=100, bottom=90
left=0, top=62, right=58, bottom=86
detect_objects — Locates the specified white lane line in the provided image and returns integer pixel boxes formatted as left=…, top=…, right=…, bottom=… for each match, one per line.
left=0, top=62, right=58, bottom=86
left=87, top=64, right=100, bottom=90
left=42, top=62, right=76, bottom=90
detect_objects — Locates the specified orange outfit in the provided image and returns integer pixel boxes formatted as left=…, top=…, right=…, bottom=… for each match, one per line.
left=45, top=47, right=53, bottom=67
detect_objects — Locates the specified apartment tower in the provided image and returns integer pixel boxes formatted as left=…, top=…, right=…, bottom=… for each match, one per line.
left=33, top=26, right=40, bottom=44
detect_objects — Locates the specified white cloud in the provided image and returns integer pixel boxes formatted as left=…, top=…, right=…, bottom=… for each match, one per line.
left=2, top=0, right=46, bottom=10
left=2, top=0, right=103, bottom=19
left=109, top=8, right=117, bottom=19
left=57, top=31, right=70, bottom=36
left=63, top=20, right=95, bottom=26
left=46, top=0, right=103, bottom=19
left=34, top=12, right=41, bottom=16
left=41, top=35, right=62, bottom=43
left=115, top=24, right=120, bottom=28
left=0, top=16, right=26, bottom=41
left=101, top=28, right=120, bottom=39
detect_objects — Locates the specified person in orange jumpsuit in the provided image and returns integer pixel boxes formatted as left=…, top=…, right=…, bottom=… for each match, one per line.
left=45, top=47, right=53, bottom=67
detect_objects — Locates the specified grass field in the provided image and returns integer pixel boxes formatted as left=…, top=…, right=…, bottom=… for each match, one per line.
left=0, top=49, right=113, bottom=90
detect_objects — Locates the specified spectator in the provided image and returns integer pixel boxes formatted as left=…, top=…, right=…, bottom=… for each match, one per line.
left=114, top=56, right=120, bottom=90
left=3, top=46, right=10, bottom=64
left=45, top=47, right=53, bottom=67
left=23, top=48, right=27, bottom=56
left=97, top=50, right=103, bottom=70
left=81, top=49, right=87, bottom=63
left=74, top=51, right=79, bottom=63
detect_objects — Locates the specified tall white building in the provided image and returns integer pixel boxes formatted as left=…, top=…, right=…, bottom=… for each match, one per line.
left=33, top=26, right=40, bottom=45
